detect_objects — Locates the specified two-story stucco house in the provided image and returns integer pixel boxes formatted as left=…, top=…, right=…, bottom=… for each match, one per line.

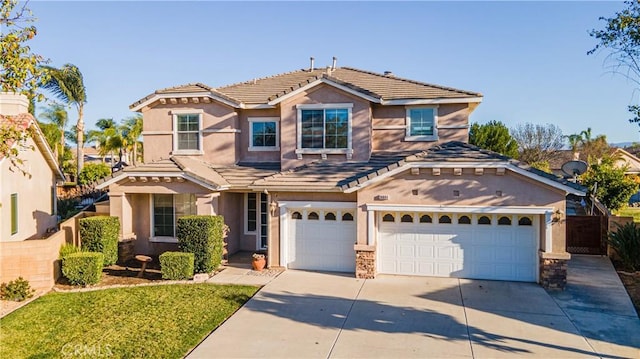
left=0, top=92, right=64, bottom=242
left=97, top=64, right=584, bottom=288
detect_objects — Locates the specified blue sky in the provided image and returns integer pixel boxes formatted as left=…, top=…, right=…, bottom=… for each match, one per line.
left=26, top=1, right=637, bottom=144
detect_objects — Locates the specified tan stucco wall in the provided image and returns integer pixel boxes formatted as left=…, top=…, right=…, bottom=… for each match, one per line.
left=141, top=102, right=239, bottom=164
left=218, top=192, right=243, bottom=254
left=0, top=136, right=57, bottom=241
left=238, top=109, right=281, bottom=162
left=0, top=211, right=92, bottom=290
left=371, top=103, right=469, bottom=152
left=356, top=168, right=567, bottom=253
left=279, top=84, right=372, bottom=170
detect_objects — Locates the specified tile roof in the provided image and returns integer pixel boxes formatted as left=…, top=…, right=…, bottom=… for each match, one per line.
left=252, top=152, right=421, bottom=191
left=219, top=67, right=482, bottom=104
left=97, top=144, right=583, bottom=194
left=96, top=157, right=280, bottom=190
left=0, top=114, right=32, bottom=160
left=131, top=67, right=482, bottom=109
left=0, top=113, right=64, bottom=180
left=251, top=142, right=585, bottom=193
left=402, top=142, right=586, bottom=193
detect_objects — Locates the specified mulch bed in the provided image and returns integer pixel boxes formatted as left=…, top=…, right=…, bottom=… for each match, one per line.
left=54, top=259, right=164, bottom=290
left=617, top=270, right=640, bottom=315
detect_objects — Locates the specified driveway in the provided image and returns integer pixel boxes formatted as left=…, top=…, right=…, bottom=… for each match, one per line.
left=188, top=258, right=640, bottom=358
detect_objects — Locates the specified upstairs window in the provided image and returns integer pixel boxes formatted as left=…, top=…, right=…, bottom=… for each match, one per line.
left=249, top=118, right=279, bottom=151
left=296, top=104, right=353, bottom=154
left=406, top=107, right=438, bottom=141
left=172, top=110, right=203, bottom=154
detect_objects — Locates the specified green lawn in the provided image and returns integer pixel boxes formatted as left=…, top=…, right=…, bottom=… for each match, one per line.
left=614, top=207, right=640, bottom=222
left=0, top=284, right=258, bottom=358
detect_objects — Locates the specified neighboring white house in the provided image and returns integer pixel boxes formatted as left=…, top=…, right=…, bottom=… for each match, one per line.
left=0, top=92, right=64, bottom=241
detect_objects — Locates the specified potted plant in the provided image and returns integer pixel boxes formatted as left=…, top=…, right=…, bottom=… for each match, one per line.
left=252, top=253, right=266, bottom=271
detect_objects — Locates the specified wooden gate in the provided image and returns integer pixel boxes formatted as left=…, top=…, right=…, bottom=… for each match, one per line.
left=566, top=215, right=607, bottom=254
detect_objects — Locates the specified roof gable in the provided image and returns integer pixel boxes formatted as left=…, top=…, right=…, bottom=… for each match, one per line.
left=0, top=114, right=64, bottom=180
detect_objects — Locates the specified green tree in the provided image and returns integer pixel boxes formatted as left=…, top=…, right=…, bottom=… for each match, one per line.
left=469, top=121, right=518, bottom=158
left=589, top=1, right=640, bottom=126
left=88, top=118, right=124, bottom=165
left=38, top=103, right=68, bottom=160
left=580, top=156, right=638, bottom=211
left=0, top=0, right=46, bottom=176
left=121, top=115, right=143, bottom=165
left=78, top=162, right=111, bottom=185
left=0, top=122, right=34, bottom=178
left=511, top=123, right=564, bottom=164
left=41, top=64, right=87, bottom=176
left=0, top=0, right=47, bottom=107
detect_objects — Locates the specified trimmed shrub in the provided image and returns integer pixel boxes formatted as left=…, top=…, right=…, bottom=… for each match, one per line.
left=62, top=252, right=104, bottom=286
left=79, top=216, right=119, bottom=266
left=59, top=243, right=81, bottom=259
left=177, top=215, right=224, bottom=273
left=608, top=222, right=640, bottom=271
left=159, top=252, right=195, bottom=280
left=0, top=277, right=35, bottom=302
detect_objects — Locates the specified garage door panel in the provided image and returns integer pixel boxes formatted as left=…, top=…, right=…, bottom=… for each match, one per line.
left=288, top=208, right=356, bottom=272
left=378, top=212, right=538, bottom=282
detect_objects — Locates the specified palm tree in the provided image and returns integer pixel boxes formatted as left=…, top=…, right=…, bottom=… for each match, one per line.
left=121, top=115, right=143, bottom=165
left=41, top=64, right=87, bottom=177
left=39, top=103, right=68, bottom=160
left=565, top=133, right=583, bottom=159
left=88, top=118, right=120, bottom=165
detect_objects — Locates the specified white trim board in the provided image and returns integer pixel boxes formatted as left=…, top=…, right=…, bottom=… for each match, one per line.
left=130, top=92, right=241, bottom=112
left=365, top=204, right=555, bottom=214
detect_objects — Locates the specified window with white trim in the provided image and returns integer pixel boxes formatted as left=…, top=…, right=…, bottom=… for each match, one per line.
left=406, top=106, right=438, bottom=141
left=152, top=193, right=196, bottom=240
left=249, top=118, right=279, bottom=151
left=296, top=104, right=353, bottom=155
left=172, top=110, right=203, bottom=154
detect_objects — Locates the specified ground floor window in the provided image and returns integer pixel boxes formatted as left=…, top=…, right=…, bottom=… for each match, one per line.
left=153, top=193, right=196, bottom=238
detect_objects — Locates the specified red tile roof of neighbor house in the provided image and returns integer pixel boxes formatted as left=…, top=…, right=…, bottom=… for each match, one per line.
left=0, top=113, right=65, bottom=180
left=130, top=67, right=483, bottom=109
left=0, top=113, right=32, bottom=161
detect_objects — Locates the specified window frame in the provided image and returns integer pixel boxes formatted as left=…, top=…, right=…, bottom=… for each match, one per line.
left=405, top=105, right=438, bottom=141
left=172, top=109, right=204, bottom=155
left=248, top=117, right=280, bottom=152
left=10, top=193, right=18, bottom=235
left=150, top=193, right=196, bottom=243
left=295, top=103, right=353, bottom=157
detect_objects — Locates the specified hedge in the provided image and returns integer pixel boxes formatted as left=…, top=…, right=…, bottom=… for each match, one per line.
left=159, top=252, right=195, bottom=280
left=59, top=243, right=82, bottom=259
left=62, top=252, right=104, bottom=286
left=79, top=216, right=119, bottom=266
left=177, top=215, right=224, bottom=273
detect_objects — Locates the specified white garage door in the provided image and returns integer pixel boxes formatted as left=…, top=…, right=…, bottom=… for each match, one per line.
left=378, top=212, right=538, bottom=282
left=288, top=208, right=356, bottom=272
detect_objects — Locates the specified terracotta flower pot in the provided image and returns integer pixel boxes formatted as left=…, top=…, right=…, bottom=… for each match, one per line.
left=252, top=257, right=266, bottom=271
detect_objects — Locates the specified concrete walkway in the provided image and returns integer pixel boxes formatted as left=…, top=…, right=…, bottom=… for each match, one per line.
left=188, top=258, right=639, bottom=359
left=548, top=255, right=640, bottom=358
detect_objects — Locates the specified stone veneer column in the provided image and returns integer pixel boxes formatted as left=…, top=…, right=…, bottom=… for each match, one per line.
left=539, top=251, right=570, bottom=290
left=354, top=245, right=376, bottom=279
